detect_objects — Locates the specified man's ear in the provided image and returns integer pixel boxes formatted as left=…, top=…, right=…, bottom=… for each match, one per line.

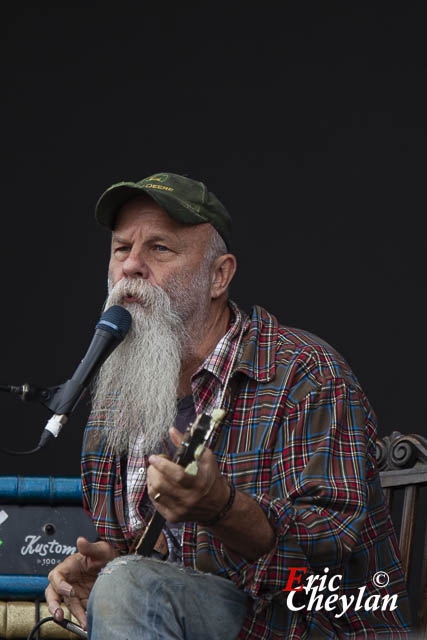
left=211, top=254, right=237, bottom=299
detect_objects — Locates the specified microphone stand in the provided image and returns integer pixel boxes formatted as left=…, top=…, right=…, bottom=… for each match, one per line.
left=0, top=383, right=60, bottom=405
left=0, top=381, right=67, bottom=456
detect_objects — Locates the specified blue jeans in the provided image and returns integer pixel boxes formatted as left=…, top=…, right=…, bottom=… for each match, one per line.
left=87, top=555, right=249, bottom=639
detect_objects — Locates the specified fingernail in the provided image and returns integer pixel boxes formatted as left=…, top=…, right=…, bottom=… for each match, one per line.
left=54, top=608, right=61, bottom=619
left=149, top=455, right=158, bottom=464
left=69, top=589, right=76, bottom=597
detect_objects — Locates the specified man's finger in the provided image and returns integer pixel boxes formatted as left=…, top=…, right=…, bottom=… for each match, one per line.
left=64, top=595, right=88, bottom=630
left=77, top=536, right=105, bottom=556
left=148, top=453, right=190, bottom=480
left=54, top=607, right=65, bottom=622
left=147, top=460, right=196, bottom=496
left=47, top=566, right=75, bottom=597
left=147, top=466, right=184, bottom=501
left=77, top=537, right=109, bottom=559
left=59, top=579, right=76, bottom=597
left=169, top=426, right=183, bottom=447
left=45, top=583, right=64, bottom=618
left=76, top=536, right=91, bottom=553
left=193, top=446, right=215, bottom=468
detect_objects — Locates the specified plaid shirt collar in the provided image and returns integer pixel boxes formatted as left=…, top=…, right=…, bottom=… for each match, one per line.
left=236, top=303, right=279, bottom=382
left=194, top=300, right=279, bottom=387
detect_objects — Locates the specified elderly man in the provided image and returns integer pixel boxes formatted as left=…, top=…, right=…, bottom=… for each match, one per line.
left=46, top=172, right=412, bottom=639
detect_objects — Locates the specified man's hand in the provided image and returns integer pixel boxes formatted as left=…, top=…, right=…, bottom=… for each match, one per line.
left=147, top=427, right=230, bottom=524
left=45, top=536, right=118, bottom=630
left=148, top=427, right=276, bottom=562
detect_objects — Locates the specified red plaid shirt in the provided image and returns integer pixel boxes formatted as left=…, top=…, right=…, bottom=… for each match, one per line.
left=82, top=302, right=412, bottom=638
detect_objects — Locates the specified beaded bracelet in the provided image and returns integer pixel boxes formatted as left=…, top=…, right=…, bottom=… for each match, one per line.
left=200, top=481, right=236, bottom=526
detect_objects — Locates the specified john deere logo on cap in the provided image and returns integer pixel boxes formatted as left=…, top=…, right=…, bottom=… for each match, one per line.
left=141, top=173, right=174, bottom=192
left=145, top=173, right=168, bottom=183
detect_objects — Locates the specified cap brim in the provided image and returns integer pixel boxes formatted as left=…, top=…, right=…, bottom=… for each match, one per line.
left=95, top=182, right=204, bottom=230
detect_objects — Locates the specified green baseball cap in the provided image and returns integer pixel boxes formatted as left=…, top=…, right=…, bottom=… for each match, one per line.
left=95, top=172, right=232, bottom=250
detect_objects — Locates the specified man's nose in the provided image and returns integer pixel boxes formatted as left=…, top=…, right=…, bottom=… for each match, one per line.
left=122, top=251, right=150, bottom=279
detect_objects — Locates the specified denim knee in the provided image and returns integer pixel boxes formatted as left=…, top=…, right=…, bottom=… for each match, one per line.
left=88, top=556, right=169, bottom=619
left=87, top=556, right=248, bottom=640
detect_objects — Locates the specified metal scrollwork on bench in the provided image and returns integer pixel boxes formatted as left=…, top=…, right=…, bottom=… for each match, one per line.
left=376, top=431, right=427, bottom=471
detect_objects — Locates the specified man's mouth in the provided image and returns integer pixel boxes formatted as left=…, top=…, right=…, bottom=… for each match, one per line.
left=122, top=294, right=141, bottom=304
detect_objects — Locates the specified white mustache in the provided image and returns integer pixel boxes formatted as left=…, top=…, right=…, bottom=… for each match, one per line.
left=107, top=277, right=164, bottom=307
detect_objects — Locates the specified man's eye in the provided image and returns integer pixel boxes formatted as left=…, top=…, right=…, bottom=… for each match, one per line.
left=154, top=244, right=169, bottom=252
left=115, top=246, right=130, bottom=254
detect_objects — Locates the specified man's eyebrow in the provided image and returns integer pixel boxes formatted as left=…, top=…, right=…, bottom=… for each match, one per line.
left=112, top=231, right=180, bottom=244
left=112, top=234, right=130, bottom=244
left=148, top=232, right=179, bottom=244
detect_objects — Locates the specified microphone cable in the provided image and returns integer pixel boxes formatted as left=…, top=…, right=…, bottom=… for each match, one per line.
left=26, top=615, right=87, bottom=639
left=0, top=444, right=42, bottom=455
left=0, top=385, right=43, bottom=453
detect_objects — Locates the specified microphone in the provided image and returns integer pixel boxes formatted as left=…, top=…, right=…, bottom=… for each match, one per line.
left=39, top=305, right=132, bottom=446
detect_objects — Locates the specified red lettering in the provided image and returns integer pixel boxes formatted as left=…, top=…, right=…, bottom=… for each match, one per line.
left=282, top=567, right=307, bottom=591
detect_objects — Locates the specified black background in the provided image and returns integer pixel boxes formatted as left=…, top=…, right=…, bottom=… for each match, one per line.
left=0, top=1, right=425, bottom=478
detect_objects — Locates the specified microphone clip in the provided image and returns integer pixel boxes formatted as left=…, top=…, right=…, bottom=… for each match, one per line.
left=0, top=382, right=62, bottom=406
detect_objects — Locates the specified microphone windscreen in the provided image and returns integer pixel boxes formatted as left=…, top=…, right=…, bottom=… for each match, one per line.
left=96, top=305, right=132, bottom=340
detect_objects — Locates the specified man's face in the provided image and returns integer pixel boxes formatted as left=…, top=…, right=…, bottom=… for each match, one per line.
left=109, top=196, right=213, bottom=305
left=94, top=196, right=216, bottom=455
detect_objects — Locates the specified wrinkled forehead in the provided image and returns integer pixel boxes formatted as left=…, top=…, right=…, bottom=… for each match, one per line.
left=113, top=195, right=214, bottom=251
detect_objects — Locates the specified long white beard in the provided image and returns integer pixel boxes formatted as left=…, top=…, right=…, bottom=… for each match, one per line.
left=91, top=278, right=187, bottom=456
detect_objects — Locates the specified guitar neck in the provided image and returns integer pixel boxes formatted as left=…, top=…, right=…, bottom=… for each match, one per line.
left=134, top=413, right=213, bottom=557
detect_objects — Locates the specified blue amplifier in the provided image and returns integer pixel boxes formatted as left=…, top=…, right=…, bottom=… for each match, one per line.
left=0, top=476, right=97, bottom=599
